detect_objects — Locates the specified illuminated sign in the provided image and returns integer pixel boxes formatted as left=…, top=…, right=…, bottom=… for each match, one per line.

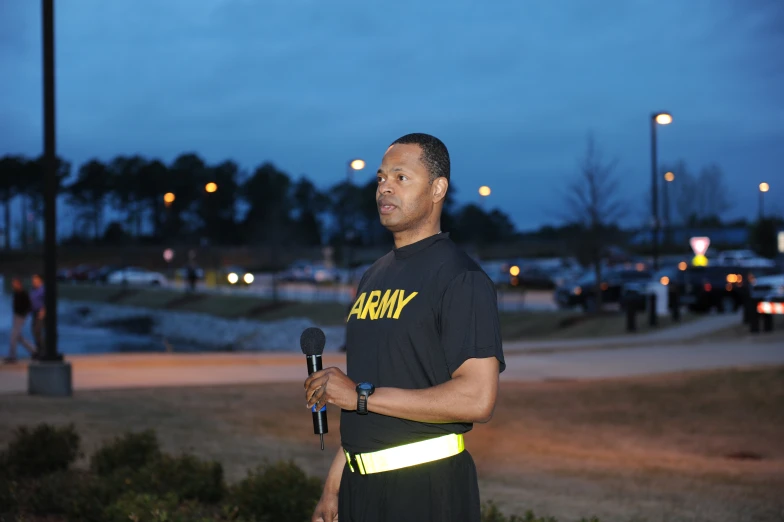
left=689, top=236, right=710, bottom=257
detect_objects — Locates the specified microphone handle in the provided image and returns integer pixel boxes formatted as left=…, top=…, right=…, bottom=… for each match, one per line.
left=307, top=355, right=329, bottom=438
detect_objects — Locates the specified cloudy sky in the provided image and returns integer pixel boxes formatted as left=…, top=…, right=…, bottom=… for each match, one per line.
left=1, top=0, right=782, bottom=232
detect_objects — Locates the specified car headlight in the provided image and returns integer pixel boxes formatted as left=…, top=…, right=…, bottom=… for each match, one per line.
left=227, top=273, right=239, bottom=284
left=243, top=273, right=254, bottom=284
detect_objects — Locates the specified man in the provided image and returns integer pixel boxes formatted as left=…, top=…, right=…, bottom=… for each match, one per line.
left=6, top=277, right=37, bottom=363
left=29, top=274, right=46, bottom=352
left=305, top=133, right=505, bottom=522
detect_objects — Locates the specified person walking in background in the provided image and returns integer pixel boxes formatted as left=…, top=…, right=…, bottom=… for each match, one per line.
left=29, top=274, right=46, bottom=353
left=6, top=277, right=37, bottom=364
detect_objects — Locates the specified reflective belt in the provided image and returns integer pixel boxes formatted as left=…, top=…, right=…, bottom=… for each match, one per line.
left=344, top=433, right=464, bottom=475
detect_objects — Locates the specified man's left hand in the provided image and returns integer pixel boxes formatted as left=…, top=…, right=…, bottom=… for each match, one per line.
left=305, top=367, right=357, bottom=411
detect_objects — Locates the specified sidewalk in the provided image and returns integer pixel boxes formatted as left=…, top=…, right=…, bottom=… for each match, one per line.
left=504, top=311, right=743, bottom=353
left=1, top=336, right=782, bottom=395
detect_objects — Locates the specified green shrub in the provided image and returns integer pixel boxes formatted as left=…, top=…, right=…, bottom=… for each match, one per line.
left=0, top=473, right=18, bottom=515
left=15, top=470, right=106, bottom=521
left=226, top=460, right=322, bottom=522
left=103, top=492, right=182, bottom=522
left=90, top=429, right=161, bottom=476
left=104, top=492, right=248, bottom=522
left=129, top=454, right=225, bottom=504
left=0, top=423, right=80, bottom=479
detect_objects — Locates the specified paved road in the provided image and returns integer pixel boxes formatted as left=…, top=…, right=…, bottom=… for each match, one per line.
left=2, top=339, right=782, bottom=395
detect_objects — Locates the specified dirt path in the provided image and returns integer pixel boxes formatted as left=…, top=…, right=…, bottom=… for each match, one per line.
left=1, top=366, right=783, bottom=521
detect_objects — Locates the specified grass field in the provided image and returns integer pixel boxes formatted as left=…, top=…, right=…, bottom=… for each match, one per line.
left=1, top=366, right=781, bottom=521
left=57, top=284, right=708, bottom=342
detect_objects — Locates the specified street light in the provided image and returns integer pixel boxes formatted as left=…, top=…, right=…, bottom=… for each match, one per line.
left=478, top=186, right=491, bottom=197
left=163, top=192, right=175, bottom=207
left=205, top=182, right=218, bottom=193
left=651, top=111, right=672, bottom=270
left=759, top=182, right=770, bottom=221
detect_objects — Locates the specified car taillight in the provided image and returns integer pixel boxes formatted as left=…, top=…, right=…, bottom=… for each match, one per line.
left=704, top=283, right=712, bottom=292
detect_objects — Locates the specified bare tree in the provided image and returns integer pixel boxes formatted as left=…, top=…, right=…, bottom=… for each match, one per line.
left=562, top=134, right=627, bottom=310
left=667, top=161, right=731, bottom=226
left=697, top=164, right=732, bottom=221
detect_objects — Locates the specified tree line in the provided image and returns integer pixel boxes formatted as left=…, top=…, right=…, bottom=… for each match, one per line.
left=0, top=153, right=518, bottom=254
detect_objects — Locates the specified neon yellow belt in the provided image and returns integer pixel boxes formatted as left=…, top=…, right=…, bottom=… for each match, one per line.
left=344, top=433, right=465, bottom=475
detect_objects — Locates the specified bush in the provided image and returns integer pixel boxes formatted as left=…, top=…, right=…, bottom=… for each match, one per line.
left=15, top=470, right=106, bottom=521
left=90, top=429, right=161, bottom=476
left=104, top=492, right=248, bottom=522
left=0, top=423, right=81, bottom=479
left=226, top=460, right=322, bottom=522
left=120, top=454, right=225, bottom=504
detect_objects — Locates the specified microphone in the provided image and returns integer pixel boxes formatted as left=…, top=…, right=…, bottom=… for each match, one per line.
left=300, top=327, right=328, bottom=450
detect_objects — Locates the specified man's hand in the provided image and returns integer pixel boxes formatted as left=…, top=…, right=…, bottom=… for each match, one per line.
left=38, top=309, right=45, bottom=320
left=311, top=491, right=339, bottom=522
left=305, top=367, right=356, bottom=411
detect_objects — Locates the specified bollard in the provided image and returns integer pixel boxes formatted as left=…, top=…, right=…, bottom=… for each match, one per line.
left=648, top=293, right=657, bottom=327
left=670, top=290, right=680, bottom=322
left=742, top=287, right=751, bottom=324
left=749, top=301, right=760, bottom=334
left=626, top=300, right=637, bottom=332
left=762, top=313, right=774, bottom=333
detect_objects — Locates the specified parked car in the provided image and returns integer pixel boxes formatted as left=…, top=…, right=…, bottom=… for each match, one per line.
left=555, top=268, right=652, bottom=311
left=679, top=265, right=779, bottom=313
left=107, top=267, right=167, bottom=286
left=749, top=272, right=784, bottom=303
left=278, top=260, right=340, bottom=284
left=715, top=250, right=776, bottom=268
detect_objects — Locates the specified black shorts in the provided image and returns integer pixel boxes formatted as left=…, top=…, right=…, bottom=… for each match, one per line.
left=338, top=450, right=481, bottom=522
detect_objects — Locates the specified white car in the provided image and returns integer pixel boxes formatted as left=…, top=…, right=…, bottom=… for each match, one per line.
left=716, top=250, right=776, bottom=268
left=750, top=273, right=784, bottom=302
left=107, top=267, right=168, bottom=286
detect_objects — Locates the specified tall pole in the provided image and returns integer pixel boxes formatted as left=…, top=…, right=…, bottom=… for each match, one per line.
left=650, top=116, right=659, bottom=271
left=759, top=190, right=764, bottom=222
left=42, top=0, right=60, bottom=361
left=663, top=177, right=669, bottom=249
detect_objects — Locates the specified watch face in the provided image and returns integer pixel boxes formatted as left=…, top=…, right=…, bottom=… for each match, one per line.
left=358, top=382, right=373, bottom=391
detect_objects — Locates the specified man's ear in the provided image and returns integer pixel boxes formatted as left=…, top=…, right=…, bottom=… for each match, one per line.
left=432, top=177, right=448, bottom=204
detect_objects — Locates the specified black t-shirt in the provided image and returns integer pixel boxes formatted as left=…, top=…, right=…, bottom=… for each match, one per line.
left=341, top=232, right=505, bottom=454
left=13, top=290, right=32, bottom=317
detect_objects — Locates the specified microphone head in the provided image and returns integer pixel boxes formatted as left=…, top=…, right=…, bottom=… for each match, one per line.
left=300, top=327, right=326, bottom=356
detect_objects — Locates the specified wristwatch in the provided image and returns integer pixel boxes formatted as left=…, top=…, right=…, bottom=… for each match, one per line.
left=356, top=382, right=375, bottom=415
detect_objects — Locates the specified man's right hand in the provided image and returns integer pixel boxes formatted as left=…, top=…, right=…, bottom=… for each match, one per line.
left=312, top=492, right=339, bottom=522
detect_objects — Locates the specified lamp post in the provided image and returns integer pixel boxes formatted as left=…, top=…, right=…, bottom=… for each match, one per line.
left=759, top=182, right=769, bottom=221
left=663, top=171, right=674, bottom=247
left=651, top=112, right=672, bottom=270
left=344, top=159, right=365, bottom=277
left=42, top=0, right=60, bottom=363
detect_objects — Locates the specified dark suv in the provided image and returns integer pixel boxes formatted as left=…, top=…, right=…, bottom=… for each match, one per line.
left=555, top=268, right=652, bottom=311
left=680, top=265, right=779, bottom=313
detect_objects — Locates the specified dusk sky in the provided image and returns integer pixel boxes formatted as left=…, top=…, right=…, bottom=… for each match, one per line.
left=1, top=0, right=782, bottom=233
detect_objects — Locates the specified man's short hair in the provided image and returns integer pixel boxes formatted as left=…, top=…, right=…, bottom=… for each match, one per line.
left=391, top=133, right=450, bottom=183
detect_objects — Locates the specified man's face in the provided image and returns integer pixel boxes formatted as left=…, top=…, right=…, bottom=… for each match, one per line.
left=376, top=144, right=446, bottom=233
left=11, top=279, right=22, bottom=291
left=31, top=275, right=42, bottom=288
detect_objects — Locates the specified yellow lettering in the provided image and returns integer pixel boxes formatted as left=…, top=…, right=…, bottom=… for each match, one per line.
left=376, top=289, right=399, bottom=319
left=361, top=290, right=382, bottom=319
left=347, top=292, right=366, bottom=322
left=392, top=290, right=418, bottom=319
